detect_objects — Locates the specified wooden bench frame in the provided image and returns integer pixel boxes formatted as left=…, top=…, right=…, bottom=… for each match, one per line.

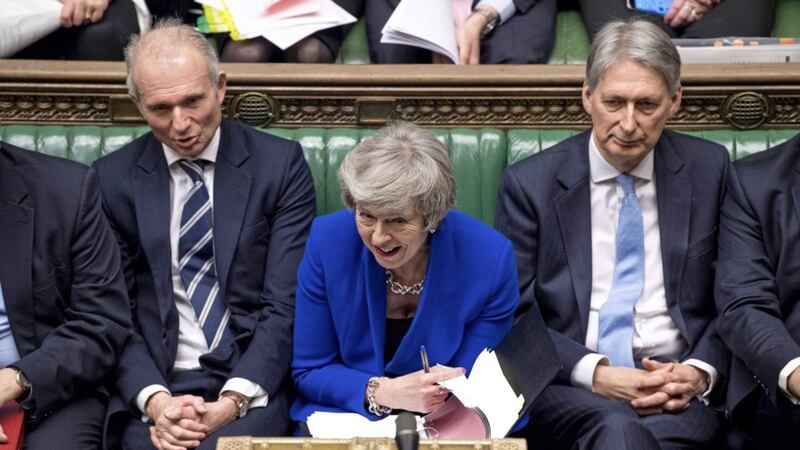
left=0, top=60, right=798, bottom=130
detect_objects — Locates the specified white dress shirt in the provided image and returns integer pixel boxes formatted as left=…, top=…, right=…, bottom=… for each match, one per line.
left=135, top=127, right=268, bottom=419
left=570, top=133, right=718, bottom=400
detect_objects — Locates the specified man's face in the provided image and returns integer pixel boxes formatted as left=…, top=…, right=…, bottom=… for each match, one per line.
left=133, top=48, right=226, bottom=158
left=583, top=58, right=681, bottom=173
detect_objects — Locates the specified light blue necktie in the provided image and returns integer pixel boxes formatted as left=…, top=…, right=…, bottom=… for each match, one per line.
left=597, top=173, right=644, bottom=368
left=178, top=160, right=231, bottom=350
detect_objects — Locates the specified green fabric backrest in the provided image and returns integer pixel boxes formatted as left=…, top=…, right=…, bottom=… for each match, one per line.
left=773, top=0, right=800, bottom=38
left=1, top=125, right=797, bottom=225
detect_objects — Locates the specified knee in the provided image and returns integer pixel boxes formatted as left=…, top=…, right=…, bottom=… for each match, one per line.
left=220, top=38, right=277, bottom=62
left=285, top=37, right=335, bottom=63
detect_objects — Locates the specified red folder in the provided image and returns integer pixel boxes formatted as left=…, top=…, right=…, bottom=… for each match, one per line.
left=0, top=401, right=24, bottom=450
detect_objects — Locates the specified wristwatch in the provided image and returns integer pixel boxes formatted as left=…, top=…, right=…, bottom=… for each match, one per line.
left=219, top=391, right=250, bottom=419
left=470, top=6, right=500, bottom=38
left=14, top=368, right=31, bottom=398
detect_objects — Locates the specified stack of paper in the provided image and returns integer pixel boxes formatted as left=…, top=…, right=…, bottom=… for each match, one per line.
left=1, top=0, right=62, bottom=58
left=196, top=0, right=356, bottom=50
left=380, top=0, right=460, bottom=64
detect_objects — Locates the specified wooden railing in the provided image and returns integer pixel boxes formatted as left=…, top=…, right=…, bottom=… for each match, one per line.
left=1, top=60, right=798, bottom=130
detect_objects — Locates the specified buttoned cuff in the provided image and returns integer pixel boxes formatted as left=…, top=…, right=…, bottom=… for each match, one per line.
left=136, top=385, right=170, bottom=422
left=778, top=357, right=800, bottom=405
left=682, top=359, right=718, bottom=404
left=221, top=378, right=269, bottom=409
left=476, top=0, right=516, bottom=24
left=571, top=353, right=609, bottom=392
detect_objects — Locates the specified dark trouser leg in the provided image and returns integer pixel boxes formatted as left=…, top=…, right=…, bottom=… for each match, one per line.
left=24, top=392, right=106, bottom=450
left=363, top=0, right=430, bottom=63
left=481, top=0, right=558, bottom=64
left=640, top=399, right=725, bottom=450
left=737, top=390, right=800, bottom=449
left=517, top=385, right=661, bottom=450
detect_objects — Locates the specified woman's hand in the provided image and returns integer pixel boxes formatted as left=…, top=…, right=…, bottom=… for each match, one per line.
left=57, top=0, right=110, bottom=28
left=374, top=366, right=465, bottom=413
left=664, top=0, right=721, bottom=29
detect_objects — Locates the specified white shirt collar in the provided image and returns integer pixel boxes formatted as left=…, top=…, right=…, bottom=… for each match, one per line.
left=162, top=127, right=221, bottom=167
left=588, top=131, right=654, bottom=183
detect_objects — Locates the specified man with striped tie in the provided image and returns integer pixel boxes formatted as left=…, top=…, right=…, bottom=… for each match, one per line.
left=495, top=20, right=729, bottom=449
left=92, top=19, right=316, bottom=450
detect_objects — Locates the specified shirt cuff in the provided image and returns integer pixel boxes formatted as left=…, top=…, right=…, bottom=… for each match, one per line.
left=136, top=385, right=170, bottom=422
left=682, top=359, right=718, bottom=404
left=571, top=353, right=609, bottom=392
left=221, top=378, right=269, bottom=409
left=476, top=0, right=516, bottom=24
left=778, top=356, right=800, bottom=405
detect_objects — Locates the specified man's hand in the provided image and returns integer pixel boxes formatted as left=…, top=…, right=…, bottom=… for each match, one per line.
left=198, top=400, right=238, bottom=434
left=455, top=9, right=495, bottom=65
left=0, top=368, right=23, bottom=406
left=373, top=366, right=464, bottom=413
left=57, top=0, right=110, bottom=28
left=146, top=392, right=209, bottom=450
left=788, top=366, right=800, bottom=399
left=592, top=363, right=678, bottom=415
left=631, top=359, right=709, bottom=414
left=664, top=0, right=719, bottom=28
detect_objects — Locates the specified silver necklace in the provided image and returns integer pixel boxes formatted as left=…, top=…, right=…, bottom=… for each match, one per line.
left=385, top=270, right=424, bottom=295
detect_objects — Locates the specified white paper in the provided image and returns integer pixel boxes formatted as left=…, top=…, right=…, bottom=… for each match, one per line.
left=221, top=0, right=355, bottom=50
left=380, top=0, right=459, bottom=64
left=0, top=0, right=62, bottom=58
left=437, top=349, right=524, bottom=438
left=306, top=412, right=426, bottom=438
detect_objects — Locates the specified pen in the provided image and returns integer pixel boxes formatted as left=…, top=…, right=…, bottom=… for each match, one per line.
left=420, top=345, right=430, bottom=373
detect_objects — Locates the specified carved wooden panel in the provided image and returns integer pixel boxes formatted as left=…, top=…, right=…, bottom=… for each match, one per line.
left=215, top=437, right=527, bottom=450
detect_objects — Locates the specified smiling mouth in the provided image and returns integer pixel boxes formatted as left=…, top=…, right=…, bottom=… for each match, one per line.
left=375, top=246, right=400, bottom=257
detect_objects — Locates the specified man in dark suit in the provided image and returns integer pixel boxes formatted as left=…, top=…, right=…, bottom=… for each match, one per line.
left=495, top=20, right=728, bottom=449
left=92, top=20, right=316, bottom=449
left=365, top=0, right=557, bottom=64
left=0, top=142, right=130, bottom=448
left=716, top=132, right=800, bottom=448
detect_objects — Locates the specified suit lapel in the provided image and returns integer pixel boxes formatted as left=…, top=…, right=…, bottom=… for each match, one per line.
left=654, top=134, right=691, bottom=338
left=212, top=121, right=252, bottom=294
left=553, top=132, right=593, bottom=335
left=0, top=154, right=37, bottom=354
left=132, top=137, right=174, bottom=325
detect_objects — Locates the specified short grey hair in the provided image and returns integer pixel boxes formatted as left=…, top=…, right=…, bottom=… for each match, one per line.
left=338, top=121, right=456, bottom=231
left=586, top=19, right=681, bottom=94
left=124, top=18, right=220, bottom=101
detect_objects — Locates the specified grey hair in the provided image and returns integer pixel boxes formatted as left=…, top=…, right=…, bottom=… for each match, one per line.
left=124, top=18, right=220, bottom=101
left=586, top=19, right=681, bottom=94
left=338, top=121, right=456, bottom=231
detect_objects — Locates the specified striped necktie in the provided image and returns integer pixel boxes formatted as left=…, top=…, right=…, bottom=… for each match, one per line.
left=597, top=173, right=644, bottom=368
left=178, top=160, right=231, bottom=350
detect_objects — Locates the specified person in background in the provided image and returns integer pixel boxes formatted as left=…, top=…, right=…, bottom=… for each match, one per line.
left=365, top=0, right=557, bottom=64
left=291, top=122, right=518, bottom=427
left=92, top=19, right=316, bottom=449
left=580, top=0, right=775, bottom=40
left=495, top=19, right=729, bottom=449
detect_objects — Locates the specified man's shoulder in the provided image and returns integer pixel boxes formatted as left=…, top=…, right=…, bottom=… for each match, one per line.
left=93, top=131, right=154, bottom=172
left=661, top=129, right=730, bottom=165
left=505, top=131, right=588, bottom=175
left=1, top=141, right=88, bottom=188
left=733, top=133, right=800, bottom=182
left=223, top=119, right=300, bottom=155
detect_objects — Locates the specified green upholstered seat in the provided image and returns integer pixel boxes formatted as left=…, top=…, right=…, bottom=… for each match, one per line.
left=2, top=125, right=797, bottom=225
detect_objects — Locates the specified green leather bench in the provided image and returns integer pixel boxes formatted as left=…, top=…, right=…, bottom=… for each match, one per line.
left=336, top=0, right=800, bottom=64
left=1, top=125, right=797, bottom=225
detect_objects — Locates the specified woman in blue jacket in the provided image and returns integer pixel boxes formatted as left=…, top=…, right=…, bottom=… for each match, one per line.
left=291, top=121, right=519, bottom=423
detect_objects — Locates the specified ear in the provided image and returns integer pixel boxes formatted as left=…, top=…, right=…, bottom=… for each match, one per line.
left=582, top=82, right=593, bottom=116
left=668, top=86, right=683, bottom=117
left=216, top=71, right=227, bottom=104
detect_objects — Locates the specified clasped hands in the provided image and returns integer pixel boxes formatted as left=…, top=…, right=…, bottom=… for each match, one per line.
left=592, top=358, right=709, bottom=416
left=145, top=391, right=239, bottom=450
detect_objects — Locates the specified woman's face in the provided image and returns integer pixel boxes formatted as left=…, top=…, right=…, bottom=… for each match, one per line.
left=355, top=206, right=428, bottom=271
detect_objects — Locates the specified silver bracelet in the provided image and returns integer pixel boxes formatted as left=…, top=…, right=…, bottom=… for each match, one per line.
left=366, top=377, right=392, bottom=416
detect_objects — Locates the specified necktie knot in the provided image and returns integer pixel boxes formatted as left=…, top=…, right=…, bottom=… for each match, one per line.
left=616, top=173, right=636, bottom=195
left=179, top=160, right=207, bottom=185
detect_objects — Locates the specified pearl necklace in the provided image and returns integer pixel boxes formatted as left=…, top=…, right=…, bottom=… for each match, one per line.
left=385, top=270, right=424, bottom=295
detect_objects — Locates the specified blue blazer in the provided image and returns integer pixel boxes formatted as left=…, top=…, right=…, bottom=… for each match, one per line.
left=92, top=119, right=316, bottom=439
left=495, top=130, right=731, bottom=392
left=291, top=209, right=518, bottom=421
left=716, top=133, right=800, bottom=420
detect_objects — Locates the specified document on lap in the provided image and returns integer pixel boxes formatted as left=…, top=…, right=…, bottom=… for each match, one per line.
left=0, top=0, right=61, bottom=58
left=306, top=412, right=425, bottom=438
left=380, top=0, right=460, bottom=64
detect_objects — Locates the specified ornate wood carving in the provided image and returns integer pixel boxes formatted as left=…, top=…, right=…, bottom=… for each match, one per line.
left=1, top=61, right=798, bottom=130
left=214, top=437, right=527, bottom=450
